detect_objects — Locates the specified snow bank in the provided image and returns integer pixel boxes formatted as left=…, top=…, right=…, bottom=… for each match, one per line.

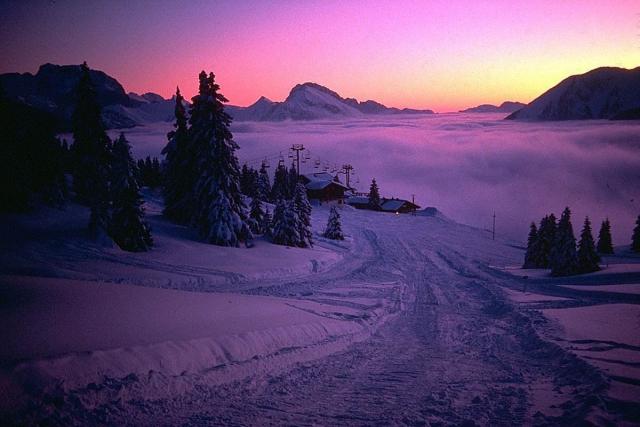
left=0, top=275, right=391, bottom=412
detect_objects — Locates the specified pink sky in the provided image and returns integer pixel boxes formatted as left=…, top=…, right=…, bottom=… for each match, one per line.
left=1, top=0, right=638, bottom=112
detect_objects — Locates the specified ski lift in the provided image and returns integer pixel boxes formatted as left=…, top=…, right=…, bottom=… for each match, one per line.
left=288, top=151, right=294, bottom=159
left=304, top=151, right=311, bottom=161
left=314, top=159, right=321, bottom=169
left=263, top=158, right=270, bottom=168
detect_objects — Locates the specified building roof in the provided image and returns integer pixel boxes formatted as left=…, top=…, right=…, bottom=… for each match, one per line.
left=380, top=198, right=420, bottom=211
left=302, top=173, right=349, bottom=191
left=346, top=196, right=370, bottom=205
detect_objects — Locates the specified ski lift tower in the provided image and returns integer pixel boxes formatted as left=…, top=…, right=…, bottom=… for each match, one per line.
left=289, top=144, right=305, bottom=176
left=340, top=164, right=354, bottom=189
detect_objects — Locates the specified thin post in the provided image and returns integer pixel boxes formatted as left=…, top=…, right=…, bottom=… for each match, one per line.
left=492, top=212, right=496, bottom=240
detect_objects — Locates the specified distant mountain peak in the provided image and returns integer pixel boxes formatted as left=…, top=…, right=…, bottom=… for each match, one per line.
left=226, top=82, right=434, bottom=121
left=506, top=66, right=640, bottom=121
left=460, top=101, right=525, bottom=113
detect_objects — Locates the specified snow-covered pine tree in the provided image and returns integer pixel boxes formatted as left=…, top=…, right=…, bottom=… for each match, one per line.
left=293, top=182, right=313, bottom=247
left=190, top=71, right=251, bottom=246
left=368, top=178, right=381, bottom=210
left=262, top=206, right=273, bottom=238
left=248, top=196, right=265, bottom=235
left=110, top=133, right=153, bottom=252
left=162, top=87, right=193, bottom=224
left=577, top=216, right=600, bottom=274
left=71, top=62, right=112, bottom=240
left=536, top=214, right=557, bottom=268
left=257, top=161, right=272, bottom=201
left=288, top=162, right=299, bottom=197
left=271, top=162, right=289, bottom=200
left=240, top=164, right=251, bottom=195
left=270, top=198, right=299, bottom=246
left=596, top=218, right=614, bottom=254
left=550, top=207, right=578, bottom=276
left=522, top=222, right=539, bottom=268
left=323, top=206, right=344, bottom=240
left=632, top=215, right=640, bottom=253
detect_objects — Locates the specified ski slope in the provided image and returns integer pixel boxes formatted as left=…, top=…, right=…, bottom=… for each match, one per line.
left=2, top=202, right=639, bottom=424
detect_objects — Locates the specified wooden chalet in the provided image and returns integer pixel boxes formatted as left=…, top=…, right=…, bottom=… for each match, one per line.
left=346, top=195, right=420, bottom=213
left=300, top=172, right=350, bottom=203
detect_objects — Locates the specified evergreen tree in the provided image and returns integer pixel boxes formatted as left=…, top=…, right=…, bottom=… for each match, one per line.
left=190, top=71, right=251, bottom=246
left=288, top=162, right=299, bottom=197
left=323, top=206, right=344, bottom=240
left=271, top=162, right=289, bottom=200
left=632, top=215, right=640, bottom=253
left=550, top=207, right=578, bottom=276
left=596, top=218, right=614, bottom=254
left=71, top=62, right=112, bottom=240
left=522, top=222, right=539, bottom=268
left=240, top=164, right=251, bottom=195
left=110, top=133, right=153, bottom=252
left=0, top=94, right=68, bottom=210
left=270, top=199, right=299, bottom=246
left=293, top=182, right=313, bottom=247
left=257, top=161, right=272, bottom=201
left=248, top=196, right=265, bottom=235
left=162, top=87, right=193, bottom=223
left=368, top=178, right=381, bottom=210
left=536, top=214, right=557, bottom=268
left=262, top=206, right=273, bottom=239
left=577, top=216, right=600, bottom=274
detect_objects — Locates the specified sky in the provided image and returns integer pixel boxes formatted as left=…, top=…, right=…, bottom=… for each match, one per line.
left=0, top=0, right=638, bottom=112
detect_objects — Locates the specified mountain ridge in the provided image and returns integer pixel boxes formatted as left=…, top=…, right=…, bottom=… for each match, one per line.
left=460, top=101, right=526, bottom=113
left=226, top=81, right=434, bottom=121
left=506, top=66, right=640, bottom=121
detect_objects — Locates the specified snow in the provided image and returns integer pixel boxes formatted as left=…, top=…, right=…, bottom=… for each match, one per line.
left=544, top=304, right=640, bottom=347
left=502, top=288, right=569, bottom=303
left=560, top=283, right=640, bottom=295
left=0, top=274, right=383, bottom=402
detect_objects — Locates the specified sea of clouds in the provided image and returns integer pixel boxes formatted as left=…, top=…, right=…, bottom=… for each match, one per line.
left=121, top=113, right=640, bottom=244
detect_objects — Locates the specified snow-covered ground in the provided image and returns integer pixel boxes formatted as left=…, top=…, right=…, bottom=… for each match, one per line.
left=2, top=194, right=640, bottom=424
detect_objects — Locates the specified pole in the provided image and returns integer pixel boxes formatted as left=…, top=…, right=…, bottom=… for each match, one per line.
left=341, top=164, right=354, bottom=188
left=492, top=212, right=496, bottom=240
left=290, top=144, right=305, bottom=176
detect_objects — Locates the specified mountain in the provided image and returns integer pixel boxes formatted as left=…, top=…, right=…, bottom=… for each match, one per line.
left=460, top=101, right=525, bottom=113
left=506, top=66, right=640, bottom=121
left=226, top=82, right=434, bottom=121
left=0, top=63, right=178, bottom=129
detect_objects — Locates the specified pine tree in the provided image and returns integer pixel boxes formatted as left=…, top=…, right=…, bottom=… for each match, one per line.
left=162, top=87, right=193, bottom=224
left=240, top=164, right=251, bottom=195
left=262, top=206, right=273, bottom=239
left=577, top=216, right=600, bottom=274
left=190, top=71, right=251, bottom=246
left=632, top=215, right=640, bottom=253
left=257, top=161, right=272, bottom=201
left=550, top=207, right=578, bottom=276
left=270, top=199, right=299, bottom=246
left=536, top=214, right=557, bottom=268
left=522, top=222, right=539, bottom=268
left=110, top=133, right=153, bottom=252
left=71, top=62, right=112, bottom=240
left=288, top=162, right=299, bottom=197
left=293, top=182, right=313, bottom=247
left=596, top=218, right=614, bottom=254
left=323, top=206, right=344, bottom=240
left=248, top=196, right=265, bottom=235
left=271, top=162, right=289, bottom=200
left=368, top=178, right=381, bottom=210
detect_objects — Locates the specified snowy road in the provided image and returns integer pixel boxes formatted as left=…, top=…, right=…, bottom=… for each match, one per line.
left=65, top=210, right=633, bottom=425
left=3, top=208, right=638, bottom=424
